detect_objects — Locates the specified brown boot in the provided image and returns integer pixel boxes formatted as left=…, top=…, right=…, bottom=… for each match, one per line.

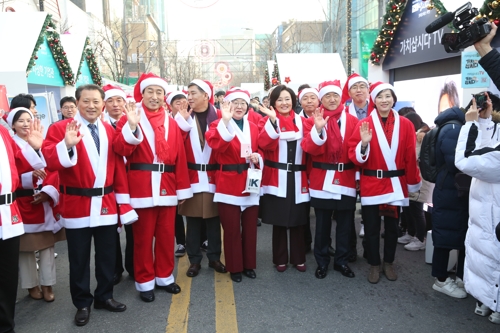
left=368, top=265, right=380, bottom=284
left=28, top=286, right=43, bottom=300
left=383, top=262, right=398, bottom=281
left=41, top=285, right=55, bottom=302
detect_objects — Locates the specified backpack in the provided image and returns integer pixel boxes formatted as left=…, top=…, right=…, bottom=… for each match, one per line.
left=419, top=120, right=463, bottom=183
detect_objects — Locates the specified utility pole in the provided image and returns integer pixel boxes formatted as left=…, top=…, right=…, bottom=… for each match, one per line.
left=346, top=0, right=352, bottom=75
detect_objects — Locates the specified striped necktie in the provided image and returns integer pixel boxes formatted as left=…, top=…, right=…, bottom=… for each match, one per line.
left=88, top=123, right=100, bottom=155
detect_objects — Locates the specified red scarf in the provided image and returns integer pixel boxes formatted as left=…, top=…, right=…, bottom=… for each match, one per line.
left=276, top=112, right=299, bottom=133
left=321, top=105, right=344, bottom=163
left=143, top=103, right=170, bottom=162
left=376, top=110, right=395, bottom=147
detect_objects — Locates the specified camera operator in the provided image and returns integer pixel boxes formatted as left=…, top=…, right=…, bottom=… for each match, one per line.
left=475, top=22, right=500, bottom=90
left=455, top=95, right=500, bottom=325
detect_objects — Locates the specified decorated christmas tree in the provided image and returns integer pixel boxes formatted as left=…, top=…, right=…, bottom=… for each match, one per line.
left=264, top=68, right=270, bottom=91
left=272, top=63, right=280, bottom=85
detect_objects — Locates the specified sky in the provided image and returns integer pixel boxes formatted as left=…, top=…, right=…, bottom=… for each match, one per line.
left=165, top=0, right=328, bottom=40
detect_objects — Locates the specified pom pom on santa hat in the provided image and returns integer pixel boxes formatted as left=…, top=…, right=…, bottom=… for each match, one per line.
left=341, top=73, right=369, bottom=105
left=102, top=84, right=127, bottom=102
left=190, top=79, right=215, bottom=105
left=318, top=80, right=342, bottom=100
left=133, top=72, right=169, bottom=103
left=223, top=87, right=250, bottom=104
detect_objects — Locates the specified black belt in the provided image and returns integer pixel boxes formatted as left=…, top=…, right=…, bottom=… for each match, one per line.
left=221, top=163, right=249, bottom=174
left=59, top=185, right=113, bottom=197
left=15, top=185, right=43, bottom=198
left=363, top=169, right=405, bottom=179
left=312, top=162, right=355, bottom=172
left=188, top=162, right=220, bottom=172
left=129, top=163, right=175, bottom=173
left=264, top=160, right=306, bottom=172
left=0, top=192, right=16, bottom=205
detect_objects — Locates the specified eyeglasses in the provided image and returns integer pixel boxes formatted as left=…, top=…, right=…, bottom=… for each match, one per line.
left=232, top=102, right=247, bottom=107
left=62, top=106, right=76, bottom=110
left=350, top=84, right=368, bottom=91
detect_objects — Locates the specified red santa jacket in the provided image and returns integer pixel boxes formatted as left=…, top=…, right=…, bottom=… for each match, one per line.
left=258, top=113, right=310, bottom=204
left=174, top=106, right=221, bottom=194
left=42, top=113, right=136, bottom=229
left=113, top=106, right=192, bottom=208
left=206, top=118, right=260, bottom=207
left=0, top=126, right=45, bottom=239
left=348, top=109, right=421, bottom=206
left=246, top=108, right=263, bottom=126
left=301, top=111, right=358, bottom=200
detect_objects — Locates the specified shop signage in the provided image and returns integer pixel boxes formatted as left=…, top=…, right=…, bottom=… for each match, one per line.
left=75, top=59, right=94, bottom=87
left=27, top=37, right=65, bottom=87
left=383, top=0, right=458, bottom=70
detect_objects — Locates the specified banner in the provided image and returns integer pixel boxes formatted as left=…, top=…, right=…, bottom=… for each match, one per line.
left=461, top=51, right=490, bottom=89
left=357, top=29, right=378, bottom=78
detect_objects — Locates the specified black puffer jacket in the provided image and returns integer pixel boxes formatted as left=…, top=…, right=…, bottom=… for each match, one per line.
left=431, top=107, right=468, bottom=250
left=479, top=49, right=500, bottom=91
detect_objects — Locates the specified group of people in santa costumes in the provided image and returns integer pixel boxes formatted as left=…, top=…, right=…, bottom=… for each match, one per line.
left=0, top=70, right=422, bottom=330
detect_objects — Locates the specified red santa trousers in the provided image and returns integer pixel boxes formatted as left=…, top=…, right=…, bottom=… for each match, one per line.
left=133, top=206, right=176, bottom=291
left=217, top=203, right=258, bottom=273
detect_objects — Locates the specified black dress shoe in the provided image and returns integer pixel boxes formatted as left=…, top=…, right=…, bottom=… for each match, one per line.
left=94, top=298, right=127, bottom=312
left=158, top=283, right=181, bottom=294
left=243, top=269, right=256, bottom=279
left=140, top=290, right=155, bottom=302
left=186, top=263, right=201, bottom=277
left=348, top=252, right=358, bottom=263
left=230, top=272, right=242, bottom=282
left=333, top=264, right=355, bottom=278
left=113, top=273, right=123, bottom=285
left=75, top=307, right=90, bottom=326
left=209, top=260, right=227, bottom=273
left=328, top=246, right=335, bottom=257
left=315, top=266, right=328, bottom=279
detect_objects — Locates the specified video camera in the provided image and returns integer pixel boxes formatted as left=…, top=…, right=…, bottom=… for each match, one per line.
left=425, top=2, right=491, bottom=53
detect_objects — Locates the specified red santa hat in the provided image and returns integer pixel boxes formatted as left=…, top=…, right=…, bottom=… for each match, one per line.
left=298, top=88, right=319, bottom=101
left=341, top=73, right=369, bottom=104
left=368, top=81, right=396, bottom=113
left=223, top=87, right=250, bottom=104
left=190, top=79, right=214, bottom=105
left=166, top=91, right=187, bottom=106
left=102, top=84, right=127, bottom=102
left=7, top=107, right=34, bottom=127
left=125, top=93, right=135, bottom=103
left=318, top=80, right=342, bottom=101
left=133, top=72, right=169, bottom=102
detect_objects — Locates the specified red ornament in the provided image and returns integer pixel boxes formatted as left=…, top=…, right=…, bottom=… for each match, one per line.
left=284, top=77, right=291, bottom=84
left=495, top=19, right=500, bottom=25
left=387, top=20, right=392, bottom=25
left=375, top=58, right=380, bottom=63
left=63, top=52, right=66, bottom=55
left=385, top=42, right=390, bottom=46
left=371, top=52, right=376, bottom=57
left=392, top=5, right=397, bottom=10
left=34, top=56, right=38, bottom=60
left=389, top=30, right=393, bottom=35
left=50, top=43, right=54, bottom=47
left=271, top=77, right=278, bottom=85
left=54, top=39, right=59, bottom=43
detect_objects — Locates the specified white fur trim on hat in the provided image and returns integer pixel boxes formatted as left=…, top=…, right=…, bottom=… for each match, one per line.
left=348, top=76, right=369, bottom=89
left=319, top=85, right=342, bottom=100
left=140, top=77, right=168, bottom=94
left=7, top=107, right=34, bottom=127
left=224, top=91, right=250, bottom=104
left=190, top=79, right=211, bottom=96
left=166, top=91, right=187, bottom=106
left=370, top=83, right=395, bottom=102
left=298, top=88, right=319, bottom=101
left=104, top=89, right=127, bottom=102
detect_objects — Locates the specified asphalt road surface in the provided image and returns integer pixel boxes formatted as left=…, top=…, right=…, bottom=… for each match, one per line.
left=13, top=207, right=493, bottom=333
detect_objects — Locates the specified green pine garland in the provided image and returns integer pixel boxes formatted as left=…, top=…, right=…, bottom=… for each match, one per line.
left=84, top=38, right=102, bottom=86
left=75, top=37, right=102, bottom=86
left=370, top=0, right=451, bottom=65
left=264, top=68, right=270, bottom=91
left=479, top=0, right=500, bottom=23
left=27, top=14, right=75, bottom=85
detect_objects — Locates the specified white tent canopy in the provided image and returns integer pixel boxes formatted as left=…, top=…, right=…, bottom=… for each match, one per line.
left=60, top=34, right=88, bottom=79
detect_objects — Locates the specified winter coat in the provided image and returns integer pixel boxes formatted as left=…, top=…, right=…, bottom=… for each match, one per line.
left=431, top=107, right=468, bottom=249
left=455, top=120, right=500, bottom=312
left=409, top=139, right=434, bottom=203
left=479, top=49, right=500, bottom=92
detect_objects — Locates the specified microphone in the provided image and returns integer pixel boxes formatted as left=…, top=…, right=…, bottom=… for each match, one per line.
left=425, top=11, right=455, bottom=33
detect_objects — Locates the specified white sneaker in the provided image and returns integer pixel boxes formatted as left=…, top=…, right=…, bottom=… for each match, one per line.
left=404, top=239, right=426, bottom=251
left=397, top=233, right=415, bottom=244
left=475, top=302, right=492, bottom=317
left=490, top=312, right=500, bottom=324
left=175, top=244, right=186, bottom=257
left=455, top=277, right=464, bottom=289
left=359, top=225, right=365, bottom=238
left=432, top=278, right=468, bottom=299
